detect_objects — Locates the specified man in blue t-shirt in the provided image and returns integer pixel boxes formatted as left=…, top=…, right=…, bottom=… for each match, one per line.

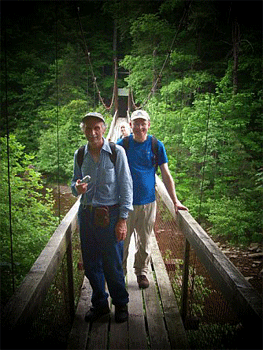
left=117, top=110, right=188, bottom=289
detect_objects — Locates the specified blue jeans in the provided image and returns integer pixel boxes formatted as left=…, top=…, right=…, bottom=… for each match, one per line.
left=78, top=204, right=129, bottom=308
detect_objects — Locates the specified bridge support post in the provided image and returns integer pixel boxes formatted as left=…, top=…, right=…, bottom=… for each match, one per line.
left=180, top=238, right=190, bottom=324
left=66, top=231, right=75, bottom=322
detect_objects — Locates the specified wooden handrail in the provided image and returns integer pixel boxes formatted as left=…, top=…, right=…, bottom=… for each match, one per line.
left=2, top=198, right=80, bottom=332
left=155, top=175, right=262, bottom=328
left=107, top=110, right=118, bottom=142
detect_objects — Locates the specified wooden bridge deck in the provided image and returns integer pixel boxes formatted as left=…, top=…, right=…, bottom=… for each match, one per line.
left=67, top=234, right=189, bottom=350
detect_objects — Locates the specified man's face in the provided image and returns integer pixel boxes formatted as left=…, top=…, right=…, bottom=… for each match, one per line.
left=121, top=125, right=128, bottom=136
left=83, top=117, right=105, bottom=147
left=131, top=118, right=150, bottom=142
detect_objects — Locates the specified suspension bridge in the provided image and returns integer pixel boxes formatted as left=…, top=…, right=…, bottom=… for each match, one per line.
left=2, top=8, right=262, bottom=349
left=2, top=112, right=262, bottom=349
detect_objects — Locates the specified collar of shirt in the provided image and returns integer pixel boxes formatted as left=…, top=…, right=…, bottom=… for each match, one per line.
left=84, top=137, right=112, bottom=157
left=81, top=137, right=118, bottom=207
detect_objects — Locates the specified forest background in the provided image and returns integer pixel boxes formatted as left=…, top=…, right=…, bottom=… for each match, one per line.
left=1, top=0, right=262, bottom=303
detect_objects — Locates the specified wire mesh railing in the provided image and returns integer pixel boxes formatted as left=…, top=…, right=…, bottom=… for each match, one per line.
left=20, top=232, right=84, bottom=350
left=2, top=224, right=84, bottom=350
left=154, top=190, right=262, bottom=349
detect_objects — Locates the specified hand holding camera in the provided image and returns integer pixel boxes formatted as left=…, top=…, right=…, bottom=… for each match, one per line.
left=76, top=175, right=91, bottom=194
left=80, top=175, right=91, bottom=183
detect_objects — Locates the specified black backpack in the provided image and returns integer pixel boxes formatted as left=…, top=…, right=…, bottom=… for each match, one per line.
left=122, top=135, right=159, bottom=171
left=77, top=142, right=117, bottom=168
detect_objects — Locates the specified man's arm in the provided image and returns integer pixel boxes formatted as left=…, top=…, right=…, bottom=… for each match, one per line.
left=114, top=145, right=133, bottom=241
left=160, top=163, right=188, bottom=213
left=71, top=149, right=83, bottom=197
left=115, top=145, right=133, bottom=218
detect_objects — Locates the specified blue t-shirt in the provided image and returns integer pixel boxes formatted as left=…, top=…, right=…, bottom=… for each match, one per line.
left=117, top=134, right=168, bottom=205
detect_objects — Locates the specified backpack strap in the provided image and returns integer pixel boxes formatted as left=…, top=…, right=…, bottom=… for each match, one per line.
left=77, top=145, right=85, bottom=168
left=151, top=136, right=159, bottom=171
left=76, top=143, right=117, bottom=168
left=122, top=135, right=159, bottom=171
left=122, top=136, right=130, bottom=151
left=109, top=142, right=117, bottom=166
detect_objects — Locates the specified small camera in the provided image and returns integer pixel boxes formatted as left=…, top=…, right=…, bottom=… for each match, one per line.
left=80, top=175, right=91, bottom=183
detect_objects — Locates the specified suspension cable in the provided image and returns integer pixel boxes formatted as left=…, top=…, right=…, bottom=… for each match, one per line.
left=4, top=23, right=15, bottom=293
left=56, top=5, right=61, bottom=222
left=136, top=0, right=192, bottom=110
left=198, top=93, right=212, bottom=223
left=77, top=3, right=192, bottom=113
left=76, top=7, right=115, bottom=111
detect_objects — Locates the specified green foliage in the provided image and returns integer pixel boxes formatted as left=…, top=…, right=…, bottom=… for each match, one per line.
left=120, top=54, right=157, bottom=102
left=206, top=196, right=262, bottom=245
left=170, top=258, right=211, bottom=318
left=0, top=135, right=58, bottom=304
left=130, top=13, right=173, bottom=54
left=187, top=323, right=243, bottom=350
left=36, top=100, right=88, bottom=181
left=36, top=99, right=114, bottom=181
left=120, top=13, right=174, bottom=102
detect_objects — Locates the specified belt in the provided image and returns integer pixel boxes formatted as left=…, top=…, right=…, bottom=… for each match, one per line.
left=82, top=203, right=119, bottom=211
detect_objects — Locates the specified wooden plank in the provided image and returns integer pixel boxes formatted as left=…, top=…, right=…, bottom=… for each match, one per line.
left=67, top=277, right=92, bottom=350
left=143, top=261, right=171, bottom=349
left=108, top=310, right=129, bottom=350
left=66, top=238, right=75, bottom=322
left=88, top=283, right=110, bottom=349
left=88, top=314, right=110, bottom=350
left=126, top=236, right=148, bottom=350
left=150, top=234, right=189, bottom=349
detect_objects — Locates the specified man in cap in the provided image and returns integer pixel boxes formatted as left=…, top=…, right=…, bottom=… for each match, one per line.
left=117, top=110, right=188, bottom=289
left=71, top=112, right=133, bottom=323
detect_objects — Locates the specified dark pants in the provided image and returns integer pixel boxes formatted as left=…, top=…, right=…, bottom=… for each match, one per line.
left=78, top=204, right=129, bottom=309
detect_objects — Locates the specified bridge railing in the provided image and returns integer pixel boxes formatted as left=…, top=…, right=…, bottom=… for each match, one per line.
left=3, top=178, right=262, bottom=344
left=2, top=198, right=80, bottom=347
left=107, top=110, right=119, bottom=142
left=155, top=175, right=262, bottom=348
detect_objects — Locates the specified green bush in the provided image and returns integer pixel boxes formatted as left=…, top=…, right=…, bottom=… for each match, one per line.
left=0, top=135, right=58, bottom=305
left=36, top=99, right=114, bottom=181
left=205, top=196, right=260, bottom=245
left=169, top=258, right=211, bottom=318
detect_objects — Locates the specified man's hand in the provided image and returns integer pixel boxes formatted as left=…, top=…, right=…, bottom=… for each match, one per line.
left=174, top=202, right=188, bottom=214
left=75, top=179, right=88, bottom=195
left=115, top=218, right=127, bottom=242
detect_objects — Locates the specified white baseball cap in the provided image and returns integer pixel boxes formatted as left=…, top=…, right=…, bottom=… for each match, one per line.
left=130, top=110, right=150, bottom=121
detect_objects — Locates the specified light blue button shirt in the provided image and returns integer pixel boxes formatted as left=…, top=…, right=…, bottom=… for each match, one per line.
left=71, top=138, right=133, bottom=219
